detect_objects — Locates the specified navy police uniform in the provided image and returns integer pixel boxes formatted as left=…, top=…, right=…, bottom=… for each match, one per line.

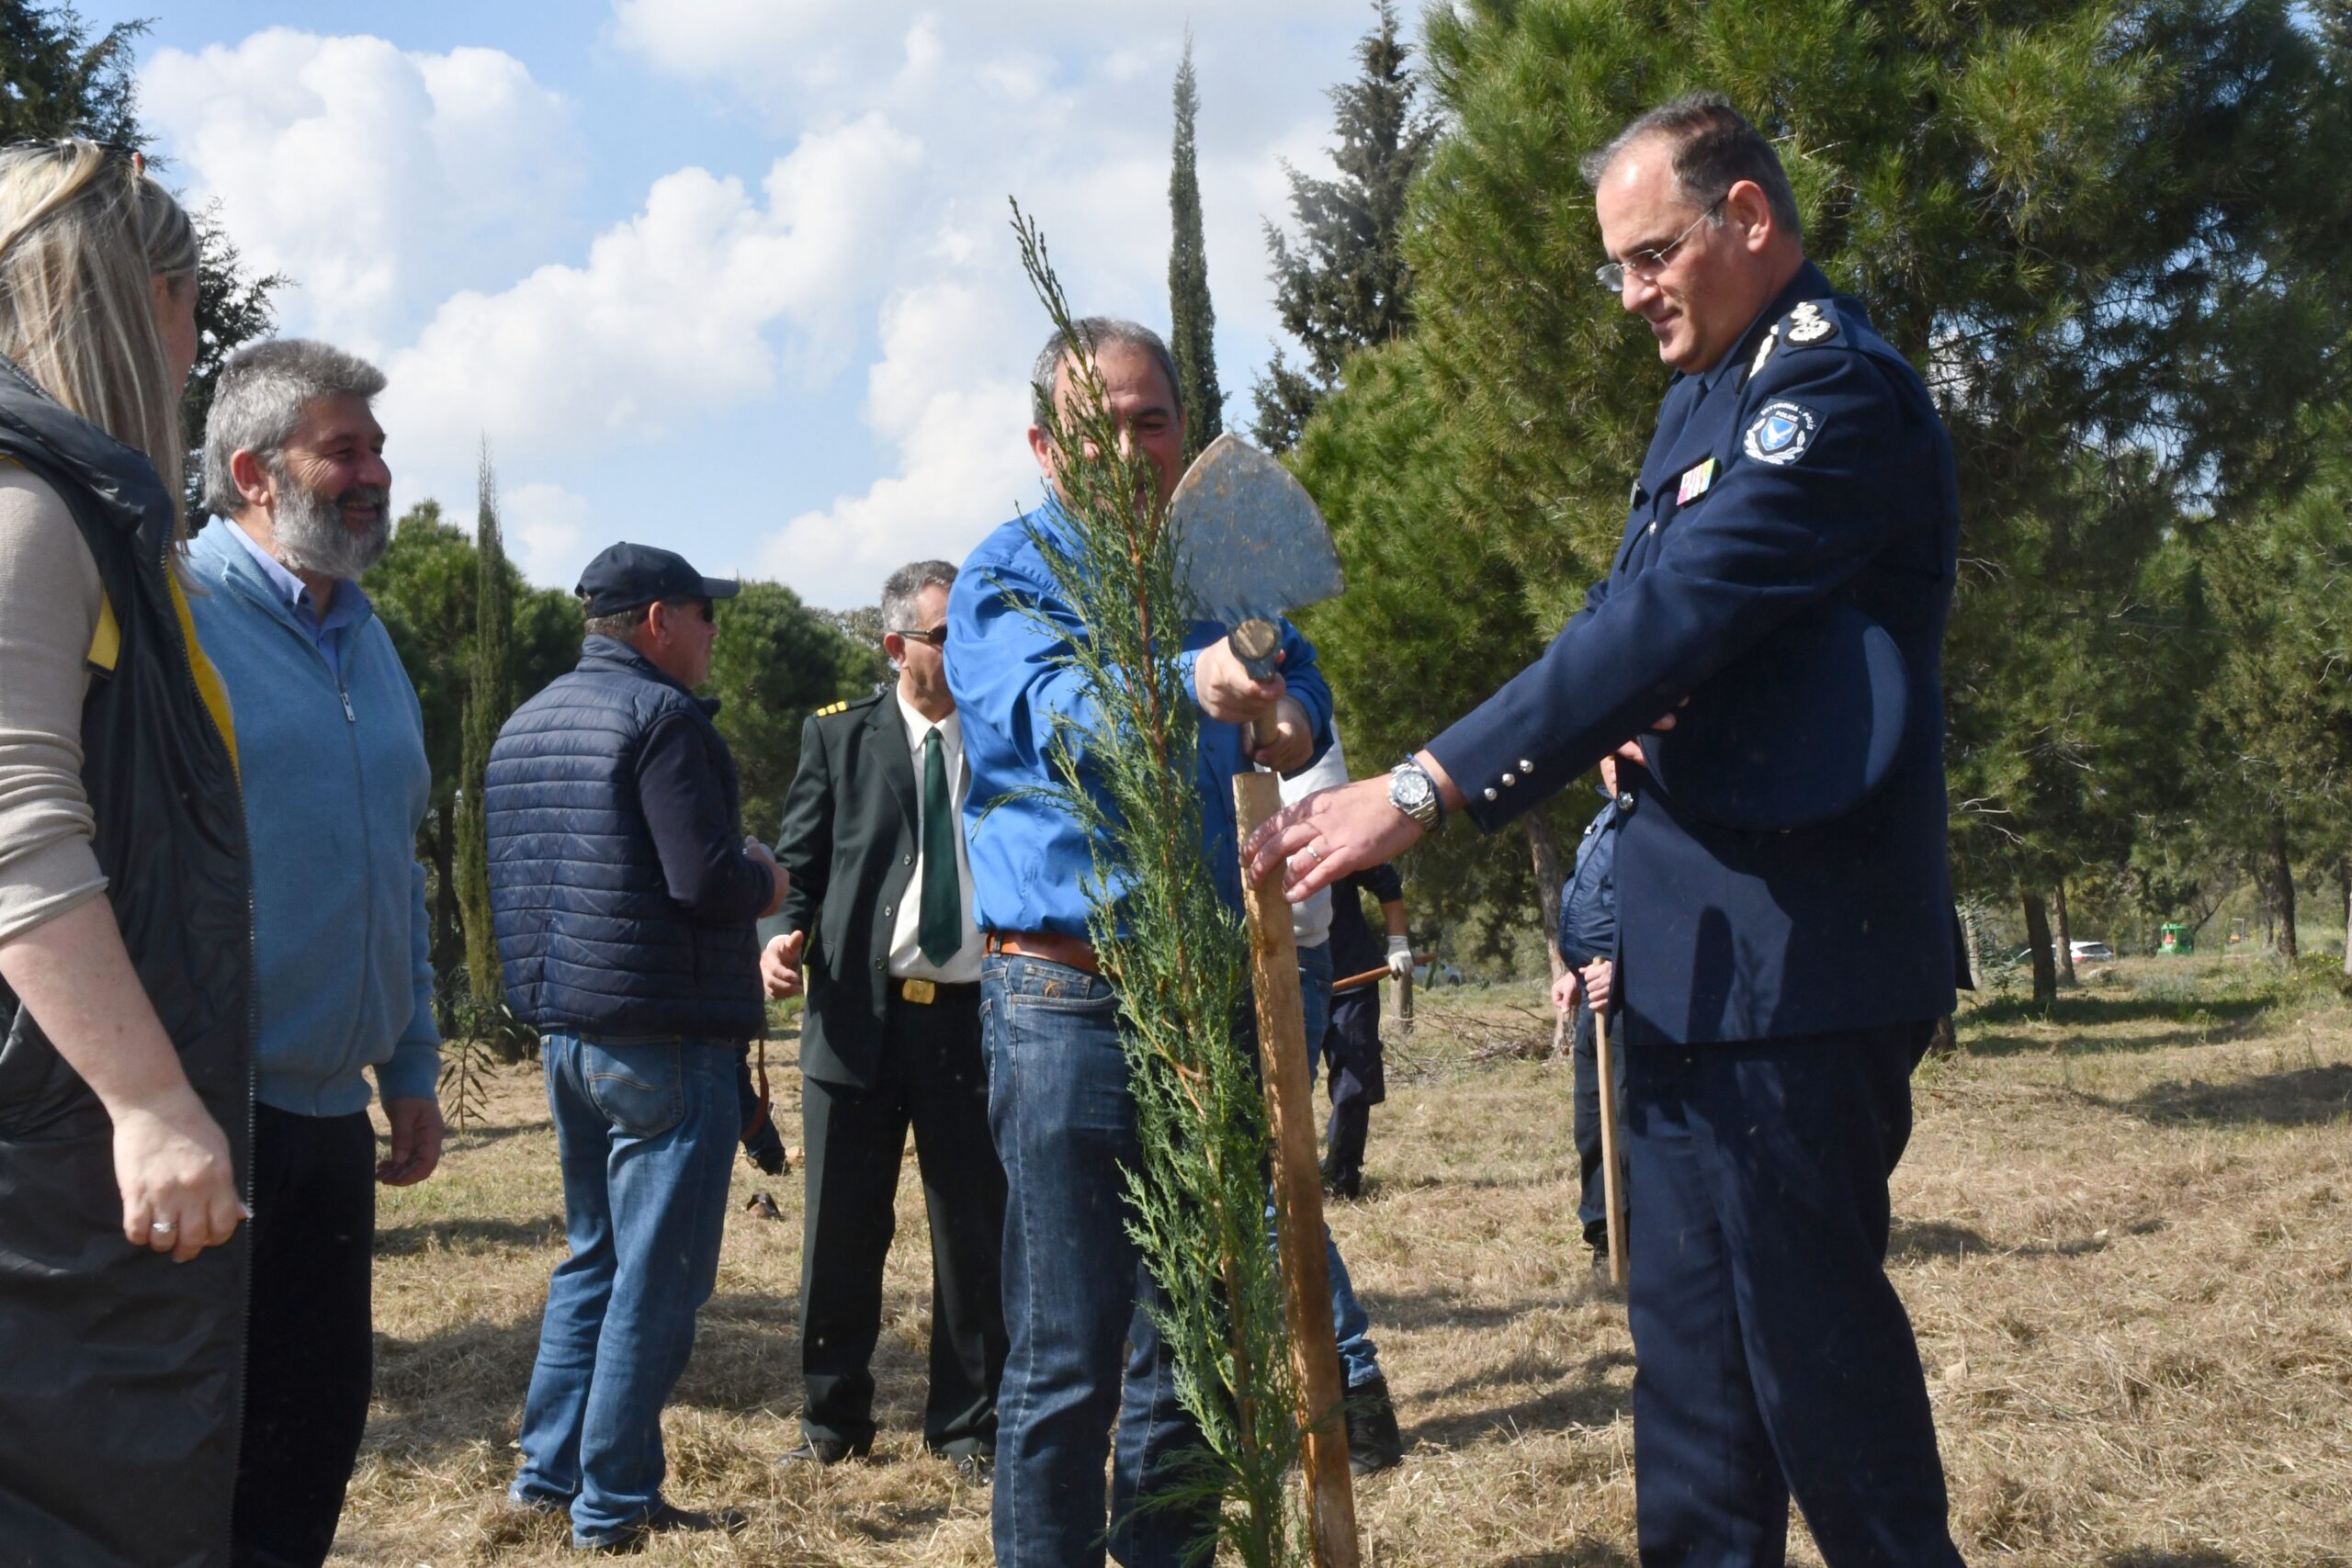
left=1425, top=259, right=1965, bottom=1566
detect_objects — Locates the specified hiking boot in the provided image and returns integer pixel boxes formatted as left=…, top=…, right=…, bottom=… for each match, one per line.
left=1344, top=1376, right=1404, bottom=1475
left=1320, top=1148, right=1363, bottom=1201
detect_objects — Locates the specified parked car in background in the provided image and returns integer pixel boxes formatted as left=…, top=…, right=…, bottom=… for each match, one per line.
left=2069, top=939, right=2117, bottom=963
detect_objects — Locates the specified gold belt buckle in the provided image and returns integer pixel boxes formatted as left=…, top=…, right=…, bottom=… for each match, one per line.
left=900, top=977, right=937, bottom=1005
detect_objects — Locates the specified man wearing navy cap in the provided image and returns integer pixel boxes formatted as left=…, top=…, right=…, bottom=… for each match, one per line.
left=486, top=541, right=786, bottom=1551
left=1252, top=94, right=1966, bottom=1566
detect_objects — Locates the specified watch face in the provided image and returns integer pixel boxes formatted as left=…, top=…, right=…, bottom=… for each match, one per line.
left=1390, top=763, right=1434, bottom=818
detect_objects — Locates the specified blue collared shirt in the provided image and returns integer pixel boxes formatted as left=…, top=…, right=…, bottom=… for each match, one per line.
left=945, top=502, right=1334, bottom=938
left=225, top=519, right=367, bottom=684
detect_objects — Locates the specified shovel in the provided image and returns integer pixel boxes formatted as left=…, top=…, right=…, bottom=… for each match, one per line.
left=1170, top=432, right=1358, bottom=1568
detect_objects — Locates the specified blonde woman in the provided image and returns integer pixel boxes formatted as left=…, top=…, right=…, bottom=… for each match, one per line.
left=0, top=140, right=254, bottom=1568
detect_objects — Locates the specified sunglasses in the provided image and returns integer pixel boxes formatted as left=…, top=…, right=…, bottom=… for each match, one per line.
left=893, top=625, right=948, bottom=648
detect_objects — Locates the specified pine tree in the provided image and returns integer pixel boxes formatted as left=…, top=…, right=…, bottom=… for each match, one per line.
left=1012, top=204, right=1305, bottom=1568
left=1292, top=0, right=2352, bottom=987
left=1250, top=1, right=1436, bottom=453
left=1167, top=33, right=1222, bottom=463
left=455, top=445, right=515, bottom=1029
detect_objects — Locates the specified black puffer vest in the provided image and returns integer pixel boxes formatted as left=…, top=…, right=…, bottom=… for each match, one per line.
left=0, top=362, right=254, bottom=1568
left=484, top=637, right=763, bottom=1043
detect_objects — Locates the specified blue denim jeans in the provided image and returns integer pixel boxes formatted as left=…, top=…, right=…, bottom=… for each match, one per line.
left=981, top=954, right=1211, bottom=1568
left=511, top=1034, right=740, bottom=1547
left=1295, top=943, right=1383, bottom=1390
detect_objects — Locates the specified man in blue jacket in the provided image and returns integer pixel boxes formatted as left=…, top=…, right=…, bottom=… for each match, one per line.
left=1553, top=792, right=1628, bottom=1272
left=1252, top=95, right=1967, bottom=1566
left=486, top=541, right=786, bottom=1552
left=945, top=316, right=1331, bottom=1568
left=190, top=339, right=442, bottom=1568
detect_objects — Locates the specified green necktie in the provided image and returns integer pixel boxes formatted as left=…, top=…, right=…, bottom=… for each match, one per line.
left=919, top=727, right=961, bottom=965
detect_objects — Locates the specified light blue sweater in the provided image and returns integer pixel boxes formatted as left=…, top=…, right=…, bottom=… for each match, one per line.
left=186, top=521, right=440, bottom=1115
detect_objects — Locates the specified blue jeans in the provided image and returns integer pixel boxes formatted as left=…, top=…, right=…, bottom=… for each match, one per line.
left=511, top=1034, right=740, bottom=1547
left=1295, top=943, right=1382, bottom=1390
left=981, top=954, right=1210, bottom=1568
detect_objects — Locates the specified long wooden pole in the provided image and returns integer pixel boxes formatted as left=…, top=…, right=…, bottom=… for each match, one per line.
left=1234, top=768, right=1362, bottom=1568
left=1594, top=1008, right=1629, bottom=1287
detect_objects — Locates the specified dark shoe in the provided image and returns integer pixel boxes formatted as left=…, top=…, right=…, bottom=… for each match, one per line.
left=572, top=1502, right=747, bottom=1553
left=942, top=1449, right=993, bottom=1484
left=775, top=1433, right=873, bottom=1468
left=1344, top=1376, right=1404, bottom=1476
left=1320, top=1150, right=1363, bottom=1201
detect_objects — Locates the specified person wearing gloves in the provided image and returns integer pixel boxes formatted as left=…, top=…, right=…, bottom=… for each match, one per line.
left=1552, top=789, right=1628, bottom=1274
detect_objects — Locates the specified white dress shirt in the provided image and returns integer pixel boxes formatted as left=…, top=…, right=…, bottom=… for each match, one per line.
left=886, top=692, right=983, bottom=982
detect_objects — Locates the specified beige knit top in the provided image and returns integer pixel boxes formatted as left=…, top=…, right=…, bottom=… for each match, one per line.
left=0, top=463, right=107, bottom=942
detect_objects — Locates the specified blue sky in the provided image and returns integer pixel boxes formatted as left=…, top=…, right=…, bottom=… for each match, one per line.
left=86, top=1, right=1397, bottom=606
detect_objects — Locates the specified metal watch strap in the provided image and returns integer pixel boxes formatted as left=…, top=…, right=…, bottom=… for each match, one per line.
left=1388, top=759, right=1445, bottom=831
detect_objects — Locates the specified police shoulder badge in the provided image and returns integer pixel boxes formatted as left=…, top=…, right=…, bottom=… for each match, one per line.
left=1785, top=299, right=1836, bottom=344
left=1743, top=400, right=1821, bottom=466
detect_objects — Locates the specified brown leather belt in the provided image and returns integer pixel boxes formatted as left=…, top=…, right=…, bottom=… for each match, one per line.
left=984, top=930, right=1101, bottom=976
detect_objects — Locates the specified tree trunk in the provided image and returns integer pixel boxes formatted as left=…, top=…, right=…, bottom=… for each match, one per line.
left=2341, top=859, right=2351, bottom=978
left=431, top=795, right=459, bottom=1036
left=2022, top=890, right=2057, bottom=1010
left=1525, top=815, right=1570, bottom=1059
left=2053, top=880, right=2076, bottom=986
left=2269, top=808, right=2299, bottom=960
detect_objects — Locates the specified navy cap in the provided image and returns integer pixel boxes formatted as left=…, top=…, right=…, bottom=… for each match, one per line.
left=575, top=542, right=741, bottom=616
left=1637, top=603, right=1908, bottom=832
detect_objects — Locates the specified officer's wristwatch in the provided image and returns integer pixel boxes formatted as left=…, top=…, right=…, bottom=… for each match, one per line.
left=1387, top=759, right=1445, bottom=832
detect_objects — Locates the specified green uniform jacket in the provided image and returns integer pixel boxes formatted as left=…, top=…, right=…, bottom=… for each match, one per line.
left=774, top=689, right=926, bottom=1090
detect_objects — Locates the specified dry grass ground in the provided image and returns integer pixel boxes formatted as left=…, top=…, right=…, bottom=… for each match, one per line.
left=337, top=956, right=2352, bottom=1567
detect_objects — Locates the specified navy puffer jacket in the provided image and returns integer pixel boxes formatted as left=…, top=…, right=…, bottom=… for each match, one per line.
left=485, top=637, right=763, bottom=1043
left=1555, top=795, right=1623, bottom=972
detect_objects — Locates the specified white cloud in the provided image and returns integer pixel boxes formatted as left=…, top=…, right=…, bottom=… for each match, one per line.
left=503, top=482, right=594, bottom=589
left=378, top=113, right=923, bottom=476
left=760, top=281, right=1038, bottom=605
left=140, top=29, right=576, bottom=353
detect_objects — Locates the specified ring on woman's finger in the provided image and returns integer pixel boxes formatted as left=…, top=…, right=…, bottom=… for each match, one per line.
left=1305, top=842, right=1324, bottom=862
left=151, top=1219, right=176, bottom=1235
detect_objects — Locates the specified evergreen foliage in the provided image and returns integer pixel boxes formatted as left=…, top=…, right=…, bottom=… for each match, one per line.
left=1010, top=205, right=1305, bottom=1568
left=368, top=498, right=579, bottom=1027
left=0, top=2, right=286, bottom=488
left=1251, top=1, right=1437, bottom=453
left=1167, top=33, right=1224, bottom=464
left=1290, top=0, right=2352, bottom=977
left=456, top=448, right=516, bottom=1023
left=707, top=581, right=884, bottom=842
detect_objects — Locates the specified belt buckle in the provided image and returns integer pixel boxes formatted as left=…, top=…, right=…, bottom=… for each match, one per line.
left=900, top=977, right=937, bottom=1005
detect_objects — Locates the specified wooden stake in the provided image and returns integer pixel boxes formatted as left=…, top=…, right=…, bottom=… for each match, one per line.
left=1594, top=1008, right=1629, bottom=1287
left=1234, top=768, right=1362, bottom=1568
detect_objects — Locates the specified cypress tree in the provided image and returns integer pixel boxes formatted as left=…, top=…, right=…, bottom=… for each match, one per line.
left=455, top=444, right=514, bottom=1023
left=1012, top=205, right=1305, bottom=1567
left=1250, top=1, right=1436, bottom=453
left=1167, top=33, right=1222, bottom=463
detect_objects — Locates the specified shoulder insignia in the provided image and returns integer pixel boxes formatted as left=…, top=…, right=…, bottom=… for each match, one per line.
left=1743, top=400, right=1822, bottom=466
left=1784, top=299, right=1837, bottom=344
left=815, top=701, right=849, bottom=717
left=1747, top=323, right=1779, bottom=382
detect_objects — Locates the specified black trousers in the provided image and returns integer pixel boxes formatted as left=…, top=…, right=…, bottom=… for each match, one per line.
left=1318, top=985, right=1385, bottom=1175
left=231, top=1104, right=378, bottom=1568
left=799, top=984, right=1007, bottom=1456
left=1620, top=1019, right=1962, bottom=1568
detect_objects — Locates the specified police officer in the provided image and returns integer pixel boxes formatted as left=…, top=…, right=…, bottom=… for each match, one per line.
left=1250, top=92, right=1966, bottom=1566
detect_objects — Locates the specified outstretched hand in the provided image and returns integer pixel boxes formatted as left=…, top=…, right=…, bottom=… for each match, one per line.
left=1244, top=775, right=1424, bottom=904
left=762, top=930, right=807, bottom=1000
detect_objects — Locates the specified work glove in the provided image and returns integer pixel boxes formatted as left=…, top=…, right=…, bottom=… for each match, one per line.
left=1385, top=934, right=1413, bottom=981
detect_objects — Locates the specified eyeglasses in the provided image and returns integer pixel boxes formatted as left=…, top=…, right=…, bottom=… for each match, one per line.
left=1594, top=197, right=1724, bottom=292
left=893, top=625, right=948, bottom=648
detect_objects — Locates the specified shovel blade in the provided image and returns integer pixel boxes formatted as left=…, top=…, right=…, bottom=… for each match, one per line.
left=1169, top=433, right=1345, bottom=627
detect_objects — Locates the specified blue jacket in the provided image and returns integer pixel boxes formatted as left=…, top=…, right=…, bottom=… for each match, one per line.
left=1555, top=796, right=1621, bottom=972
left=184, top=520, right=438, bottom=1115
left=946, top=502, right=1333, bottom=937
left=485, top=637, right=768, bottom=1043
left=1428, top=261, right=1958, bottom=1043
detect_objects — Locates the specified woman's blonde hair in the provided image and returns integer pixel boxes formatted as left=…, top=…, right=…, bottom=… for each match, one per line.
left=0, top=139, right=198, bottom=536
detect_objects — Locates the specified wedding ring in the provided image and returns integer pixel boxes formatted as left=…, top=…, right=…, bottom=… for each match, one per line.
left=1305, top=843, right=1324, bottom=862
left=151, top=1220, right=176, bottom=1235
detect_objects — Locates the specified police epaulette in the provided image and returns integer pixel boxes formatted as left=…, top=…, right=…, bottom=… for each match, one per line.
left=813, top=700, right=851, bottom=717
left=1781, top=299, right=1838, bottom=346
left=814, top=690, right=885, bottom=719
